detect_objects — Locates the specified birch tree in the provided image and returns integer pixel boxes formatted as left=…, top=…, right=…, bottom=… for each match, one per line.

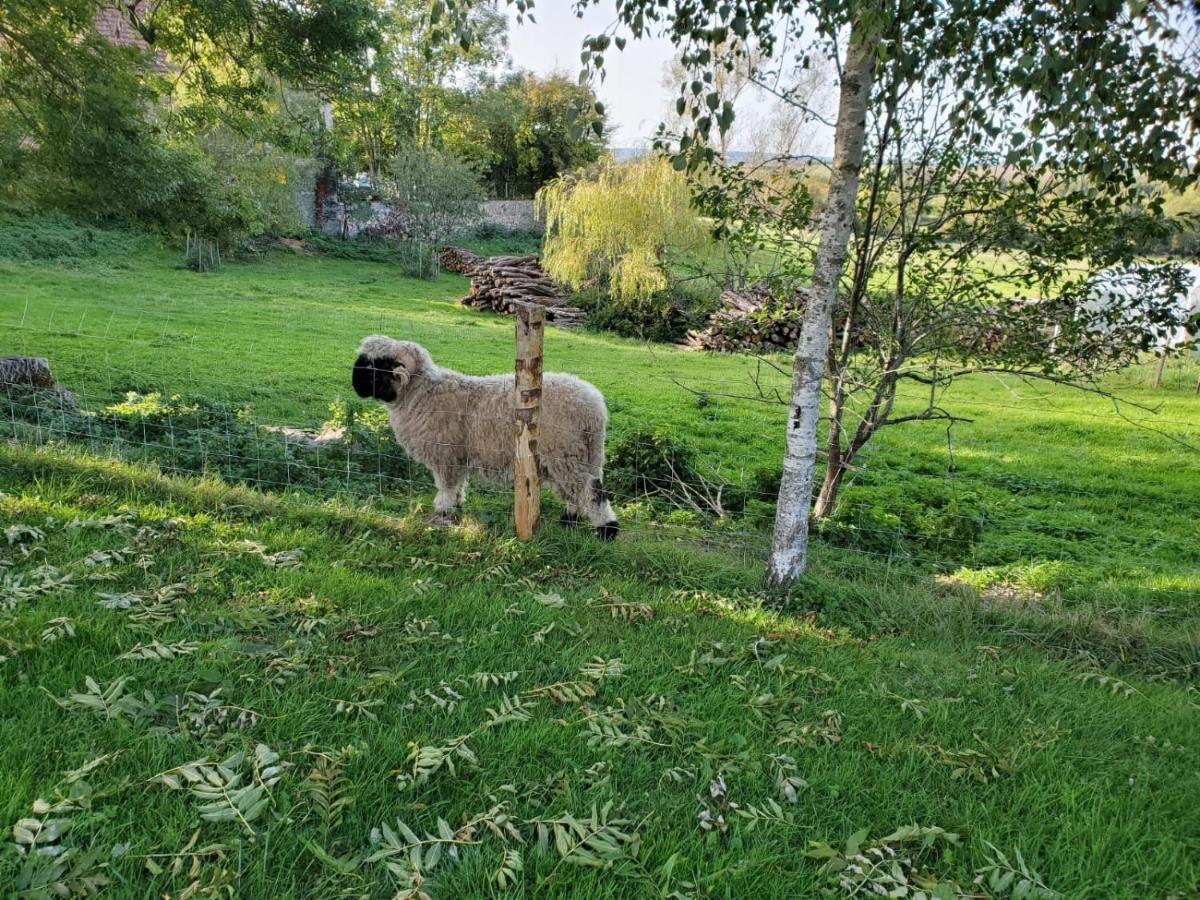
left=764, top=17, right=879, bottom=586
left=694, top=77, right=1193, bottom=523
left=438, top=0, right=1200, bottom=587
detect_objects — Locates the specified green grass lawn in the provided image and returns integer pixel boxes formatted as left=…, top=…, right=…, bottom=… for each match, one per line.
left=2, top=245, right=1197, bottom=614
left=1, top=445, right=1197, bottom=898
left=1, top=242, right=1198, bottom=897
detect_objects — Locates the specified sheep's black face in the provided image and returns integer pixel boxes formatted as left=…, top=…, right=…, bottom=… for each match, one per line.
left=352, top=354, right=398, bottom=402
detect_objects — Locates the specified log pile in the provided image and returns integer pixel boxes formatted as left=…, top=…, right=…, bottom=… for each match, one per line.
left=682, top=287, right=809, bottom=353
left=454, top=252, right=587, bottom=329
left=437, top=245, right=482, bottom=274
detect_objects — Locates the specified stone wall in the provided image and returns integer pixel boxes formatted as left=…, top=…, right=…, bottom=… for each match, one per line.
left=480, top=200, right=542, bottom=233
left=296, top=178, right=543, bottom=238
left=313, top=199, right=396, bottom=239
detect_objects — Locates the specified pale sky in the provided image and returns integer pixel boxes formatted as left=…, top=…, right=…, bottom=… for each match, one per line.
left=502, top=6, right=835, bottom=156
left=504, top=5, right=674, bottom=148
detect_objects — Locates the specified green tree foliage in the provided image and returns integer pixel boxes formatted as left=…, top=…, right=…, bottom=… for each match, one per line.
left=331, top=0, right=508, bottom=178
left=538, top=157, right=710, bottom=301
left=179, top=130, right=307, bottom=245
left=0, top=0, right=378, bottom=127
left=443, top=73, right=607, bottom=198
left=1, top=0, right=374, bottom=118
left=0, top=34, right=171, bottom=220
left=381, top=147, right=486, bottom=276
left=0, top=0, right=371, bottom=240
left=1, top=0, right=593, bottom=244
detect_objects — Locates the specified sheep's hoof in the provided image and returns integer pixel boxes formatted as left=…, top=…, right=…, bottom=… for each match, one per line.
left=560, top=511, right=582, bottom=528
left=596, top=521, right=619, bottom=541
left=427, top=510, right=459, bottom=528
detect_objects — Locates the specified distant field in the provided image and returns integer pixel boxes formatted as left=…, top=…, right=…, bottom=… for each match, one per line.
left=1, top=243, right=1198, bottom=897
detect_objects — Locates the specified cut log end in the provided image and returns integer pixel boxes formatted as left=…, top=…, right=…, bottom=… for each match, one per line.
left=0, top=356, right=78, bottom=409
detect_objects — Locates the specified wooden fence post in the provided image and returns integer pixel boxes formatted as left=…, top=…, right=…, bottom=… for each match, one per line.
left=1152, top=348, right=1168, bottom=388
left=514, top=302, right=544, bottom=539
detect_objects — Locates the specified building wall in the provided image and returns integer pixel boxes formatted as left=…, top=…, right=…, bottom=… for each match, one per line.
left=93, top=7, right=149, bottom=49
left=94, top=4, right=170, bottom=71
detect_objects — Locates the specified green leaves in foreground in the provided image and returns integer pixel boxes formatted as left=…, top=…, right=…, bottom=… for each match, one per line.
left=806, top=824, right=962, bottom=899
left=13, top=847, right=111, bottom=899
left=10, top=754, right=124, bottom=897
left=153, top=744, right=288, bottom=835
left=366, top=816, right=471, bottom=895
left=532, top=802, right=641, bottom=869
left=364, top=802, right=639, bottom=895
left=298, top=745, right=361, bottom=829
left=977, top=843, right=1059, bottom=899
left=366, top=805, right=521, bottom=897
left=804, top=825, right=1060, bottom=899
left=49, top=676, right=142, bottom=720
left=492, top=847, right=523, bottom=888
left=117, top=640, right=200, bottom=661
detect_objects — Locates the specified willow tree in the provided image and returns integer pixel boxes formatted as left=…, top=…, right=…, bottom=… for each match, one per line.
left=537, top=156, right=710, bottom=301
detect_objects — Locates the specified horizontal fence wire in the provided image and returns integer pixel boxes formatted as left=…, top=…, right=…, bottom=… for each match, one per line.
left=3, top=318, right=1198, bottom=606
left=6, top=314, right=1200, bottom=431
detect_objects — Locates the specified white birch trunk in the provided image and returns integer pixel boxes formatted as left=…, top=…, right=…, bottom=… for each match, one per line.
left=765, top=23, right=878, bottom=588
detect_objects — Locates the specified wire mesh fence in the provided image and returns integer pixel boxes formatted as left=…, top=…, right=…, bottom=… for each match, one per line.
left=3, top=299, right=1198, bottom=613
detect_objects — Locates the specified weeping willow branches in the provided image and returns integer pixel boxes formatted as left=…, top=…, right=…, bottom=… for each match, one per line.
left=537, top=157, right=711, bottom=302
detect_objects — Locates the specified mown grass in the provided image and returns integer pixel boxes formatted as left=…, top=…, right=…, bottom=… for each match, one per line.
left=1, top=444, right=1198, bottom=898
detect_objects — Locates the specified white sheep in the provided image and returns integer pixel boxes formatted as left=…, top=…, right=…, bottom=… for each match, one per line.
left=352, top=335, right=618, bottom=538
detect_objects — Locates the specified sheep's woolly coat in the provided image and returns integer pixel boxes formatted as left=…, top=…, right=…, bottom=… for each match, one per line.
left=353, top=335, right=617, bottom=537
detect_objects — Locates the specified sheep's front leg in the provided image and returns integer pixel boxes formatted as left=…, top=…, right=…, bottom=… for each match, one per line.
left=430, top=466, right=467, bottom=526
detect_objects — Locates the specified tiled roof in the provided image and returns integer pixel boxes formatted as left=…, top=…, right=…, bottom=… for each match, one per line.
left=93, top=6, right=151, bottom=50
left=93, top=4, right=170, bottom=71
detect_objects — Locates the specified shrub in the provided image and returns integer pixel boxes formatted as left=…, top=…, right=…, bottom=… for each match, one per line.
left=607, top=428, right=780, bottom=523
left=382, top=148, right=485, bottom=259
left=175, top=129, right=306, bottom=249
left=815, top=483, right=988, bottom=562
left=0, top=214, right=154, bottom=263
left=459, top=226, right=543, bottom=258
left=607, top=428, right=703, bottom=501
left=302, top=234, right=410, bottom=265
left=574, top=288, right=697, bottom=343
left=296, top=233, right=453, bottom=279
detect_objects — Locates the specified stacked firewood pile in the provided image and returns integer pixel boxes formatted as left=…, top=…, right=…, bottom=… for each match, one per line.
left=437, top=245, right=482, bottom=274
left=953, top=296, right=1073, bottom=356
left=682, top=286, right=811, bottom=352
left=451, top=251, right=588, bottom=329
